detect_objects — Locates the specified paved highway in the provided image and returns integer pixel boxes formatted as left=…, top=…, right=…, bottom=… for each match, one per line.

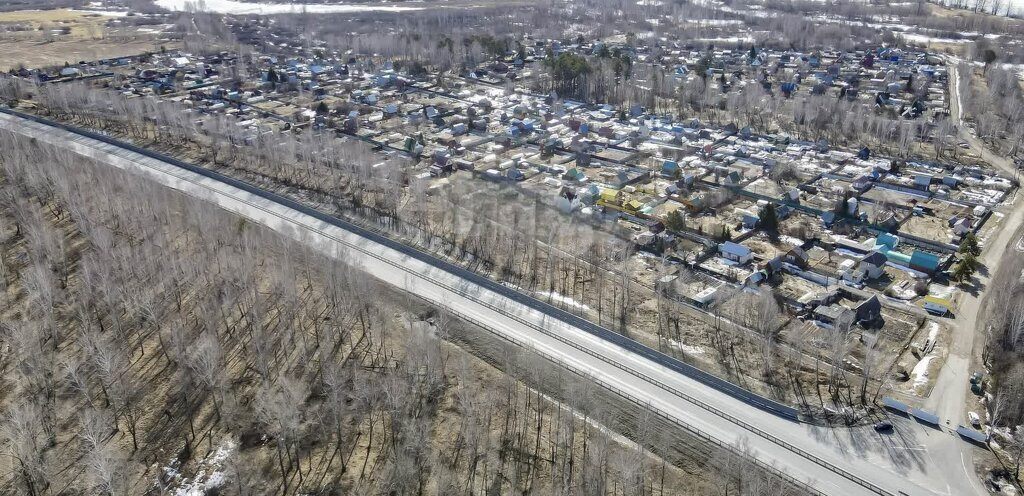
left=0, top=110, right=970, bottom=496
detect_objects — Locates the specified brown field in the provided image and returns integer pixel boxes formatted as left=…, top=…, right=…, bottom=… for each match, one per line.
left=0, top=9, right=177, bottom=70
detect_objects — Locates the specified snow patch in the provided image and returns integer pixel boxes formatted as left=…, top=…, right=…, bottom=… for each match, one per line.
left=536, top=290, right=591, bottom=312
left=911, top=356, right=934, bottom=389
left=927, top=322, right=939, bottom=345
left=72, top=9, right=130, bottom=16
left=888, top=285, right=917, bottom=300
left=159, top=441, right=235, bottom=496
left=667, top=339, right=705, bottom=355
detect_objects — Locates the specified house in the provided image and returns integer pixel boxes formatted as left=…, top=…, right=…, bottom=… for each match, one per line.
left=720, top=241, right=753, bottom=264
left=784, top=246, right=810, bottom=268
left=814, top=303, right=854, bottom=326
left=913, top=174, right=933, bottom=191
left=662, top=160, right=680, bottom=178
left=723, top=170, right=743, bottom=186
left=875, top=233, right=899, bottom=250
left=842, top=267, right=868, bottom=285
left=623, top=199, right=645, bottom=213
left=852, top=174, right=874, bottom=191
left=598, top=188, right=623, bottom=207
left=821, top=211, right=836, bottom=228
left=952, top=217, right=973, bottom=236
left=855, top=295, right=883, bottom=324
left=921, top=295, right=950, bottom=315
left=909, top=250, right=941, bottom=275
left=857, top=251, right=888, bottom=280
left=742, top=214, right=760, bottom=229
left=745, top=270, right=768, bottom=286
left=761, top=257, right=784, bottom=275
left=776, top=205, right=794, bottom=220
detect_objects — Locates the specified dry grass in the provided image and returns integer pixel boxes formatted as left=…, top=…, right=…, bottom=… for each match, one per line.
left=0, top=9, right=177, bottom=70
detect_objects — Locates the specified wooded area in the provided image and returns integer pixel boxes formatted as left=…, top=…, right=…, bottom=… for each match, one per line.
left=0, top=127, right=808, bottom=495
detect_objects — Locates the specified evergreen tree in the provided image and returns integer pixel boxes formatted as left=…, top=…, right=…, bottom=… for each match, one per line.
left=959, top=232, right=981, bottom=257
left=758, top=203, right=778, bottom=231
left=960, top=251, right=979, bottom=272
left=952, top=255, right=977, bottom=283
left=664, top=210, right=685, bottom=232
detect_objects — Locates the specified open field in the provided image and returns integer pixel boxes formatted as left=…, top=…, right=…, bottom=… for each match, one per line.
left=0, top=9, right=175, bottom=70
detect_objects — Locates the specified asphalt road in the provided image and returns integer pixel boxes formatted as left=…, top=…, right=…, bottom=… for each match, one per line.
left=909, top=59, right=1024, bottom=495
left=0, top=111, right=985, bottom=496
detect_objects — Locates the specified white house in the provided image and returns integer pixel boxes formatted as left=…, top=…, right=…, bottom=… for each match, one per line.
left=857, top=251, right=888, bottom=280
left=952, top=217, right=973, bottom=236
left=720, top=241, right=753, bottom=264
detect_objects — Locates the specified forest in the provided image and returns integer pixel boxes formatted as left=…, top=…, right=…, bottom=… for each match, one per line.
left=0, top=116, right=813, bottom=494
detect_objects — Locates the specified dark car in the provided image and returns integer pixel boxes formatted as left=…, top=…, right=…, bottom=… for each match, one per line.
left=873, top=421, right=894, bottom=432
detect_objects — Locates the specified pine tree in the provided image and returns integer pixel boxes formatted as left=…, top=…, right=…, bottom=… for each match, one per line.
left=758, top=203, right=778, bottom=231
left=960, top=251, right=979, bottom=272
left=959, top=232, right=981, bottom=257
left=665, top=210, right=685, bottom=232
left=952, top=258, right=975, bottom=283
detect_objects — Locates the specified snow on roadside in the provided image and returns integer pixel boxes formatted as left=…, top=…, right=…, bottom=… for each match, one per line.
left=667, top=339, right=705, bottom=356
left=536, top=290, right=592, bottom=312
left=500, top=282, right=593, bottom=313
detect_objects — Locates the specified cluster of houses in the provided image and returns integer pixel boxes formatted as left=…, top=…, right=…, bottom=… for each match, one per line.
left=21, top=42, right=1010, bottom=331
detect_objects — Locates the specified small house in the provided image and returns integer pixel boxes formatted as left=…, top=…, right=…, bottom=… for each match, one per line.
left=723, top=170, right=743, bottom=186
left=599, top=188, right=624, bottom=207
left=624, top=199, right=645, bottom=213
left=858, top=251, right=888, bottom=280
left=662, top=160, right=680, bottom=178
left=745, top=270, right=768, bottom=286
left=821, top=211, right=836, bottom=228
left=742, top=214, right=760, bottom=229
left=785, top=246, right=810, bottom=268
left=720, top=241, right=753, bottom=264
left=921, top=295, right=950, bottom=315
left=814, top=304, right=854, bottom=326
left=952, top=217, right=973, bottom=236
left=913, top=174, right=933, bottom=191
left=855, top=295, right=883, bottom=324
left=875, top=233, right=899, bottom=250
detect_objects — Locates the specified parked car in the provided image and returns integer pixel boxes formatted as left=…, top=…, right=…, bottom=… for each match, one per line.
left=873, top=421, right=893, bottom=432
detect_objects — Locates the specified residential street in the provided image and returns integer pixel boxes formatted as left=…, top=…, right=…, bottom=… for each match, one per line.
left=908, top=60, right=1024, bottom=494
